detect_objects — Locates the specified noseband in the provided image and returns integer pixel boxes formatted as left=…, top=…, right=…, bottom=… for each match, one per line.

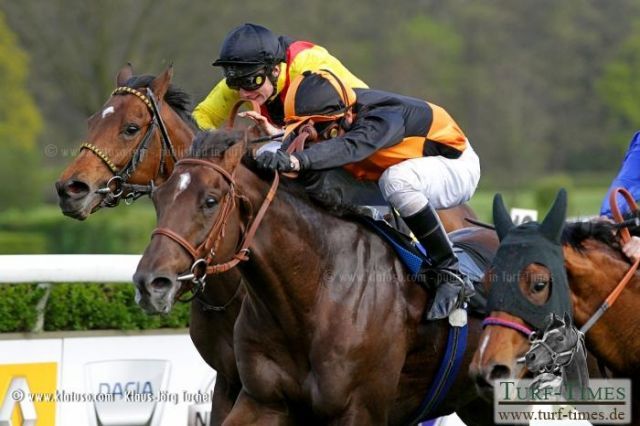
left=81, top=86, right=178, bottom=207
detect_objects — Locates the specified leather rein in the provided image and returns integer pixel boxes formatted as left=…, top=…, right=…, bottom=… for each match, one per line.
left=483, top=187, right=639, bottom=364
left=150, top=129, right=308, bottom=302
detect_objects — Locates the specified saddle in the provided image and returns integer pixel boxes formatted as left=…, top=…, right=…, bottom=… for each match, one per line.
left=355, top=214, right=493, bottom=316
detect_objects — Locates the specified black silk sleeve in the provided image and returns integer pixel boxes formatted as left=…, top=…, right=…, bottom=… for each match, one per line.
left=294, top=108, right=406, bottom=170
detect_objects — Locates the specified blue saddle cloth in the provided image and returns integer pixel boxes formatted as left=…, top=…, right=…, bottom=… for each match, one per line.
left=358, top=216, right=492, bottom=315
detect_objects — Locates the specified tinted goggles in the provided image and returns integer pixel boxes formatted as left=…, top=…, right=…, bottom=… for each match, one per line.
left=288, top=119, right=340, bottom=142
left=226, top=71, right=268, bottom=91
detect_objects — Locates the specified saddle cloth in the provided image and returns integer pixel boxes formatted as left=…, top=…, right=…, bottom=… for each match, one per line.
left=355, top=214, right=494, bottom=316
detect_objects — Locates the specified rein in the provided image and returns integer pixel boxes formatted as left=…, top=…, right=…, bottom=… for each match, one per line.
left=580, top=187, right=640, bottom=333
left=82, top=86, right=178, bottom=206
left=151, top=130, right=309, bottom=302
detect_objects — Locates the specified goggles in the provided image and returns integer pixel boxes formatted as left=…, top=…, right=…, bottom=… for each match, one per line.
left=285, top=118, right=341, bottom=144
left=225, top=70, right=268, bottom=91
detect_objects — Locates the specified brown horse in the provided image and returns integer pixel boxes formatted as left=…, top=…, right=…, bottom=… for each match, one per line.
left=54, top=65, right=480, bottom=424
left=134, top=130, right=499, bottom=425
left=469, top=192, right=640, bottom=413
left=54, top=65, right=247, bottom=424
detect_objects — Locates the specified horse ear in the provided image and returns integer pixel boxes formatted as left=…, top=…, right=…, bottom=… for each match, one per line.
left=540, top=188, right=567, bottom=243
left=116, top=63, right=134, bottom=87
left=150, top=66, right=174, bottom=100
left=493, top=193, right=514, bottom=241
left=221, top=134, right=248, bottom=172
left=544, top=313, right=555, bottom=331
left=563, top=312, right=572, bottom=326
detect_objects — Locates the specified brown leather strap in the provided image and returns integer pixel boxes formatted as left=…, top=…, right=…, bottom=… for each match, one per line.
left=226, top=99, right=262, bottom=129
left=153, top=132, right=310, bottom=276
left=581, top=186, right=640, bottom=333
left=152, top=228, right=200, bottom=260
left=206, top=132, right=310, bottom=273
left=604, top=187, right=640, bottom=306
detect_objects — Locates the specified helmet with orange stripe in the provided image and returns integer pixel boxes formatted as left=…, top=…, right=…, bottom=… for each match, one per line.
left=283, top=69, right=357, bottom=142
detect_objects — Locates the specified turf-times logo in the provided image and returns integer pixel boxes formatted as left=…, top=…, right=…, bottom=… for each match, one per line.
left=494, top=378, right=631, bottom=424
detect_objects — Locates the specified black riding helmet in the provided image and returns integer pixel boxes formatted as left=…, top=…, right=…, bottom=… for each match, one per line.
left=213, top=23, right=287, bottom=77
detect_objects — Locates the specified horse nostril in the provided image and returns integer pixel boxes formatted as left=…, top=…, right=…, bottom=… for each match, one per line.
left=526, top=352, right=536, bottom=363
left=489, top=364, right=512, bottom=381
left=57, top=179, right=90, bottom=198
left=149, top=276, right=173, bottom=292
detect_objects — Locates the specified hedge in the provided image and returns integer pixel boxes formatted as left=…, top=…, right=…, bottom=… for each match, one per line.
left=0, top=202, right=191, bottom=332
left=0, top=283, right=190, bottom=332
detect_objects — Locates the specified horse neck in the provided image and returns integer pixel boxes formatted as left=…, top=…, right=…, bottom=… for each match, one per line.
left=563, top=244, right=640, bottom=374
left=561, top=337, right=589, bottom=392
left=232, top=165, right=385, bottom=329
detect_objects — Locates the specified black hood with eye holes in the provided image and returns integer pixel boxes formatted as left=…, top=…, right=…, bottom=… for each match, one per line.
left=487, top=189, right=573, bottom=331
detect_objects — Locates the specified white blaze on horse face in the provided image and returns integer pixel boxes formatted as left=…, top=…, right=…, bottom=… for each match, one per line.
left=479, top=330, right=491, bottom=361
left=174, top=173, right=191, bottom=201
left=102, top=106, right=115, bottom=119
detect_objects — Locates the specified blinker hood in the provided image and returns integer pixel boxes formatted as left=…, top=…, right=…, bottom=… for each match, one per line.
left=487, top=189, right=573, bottom=331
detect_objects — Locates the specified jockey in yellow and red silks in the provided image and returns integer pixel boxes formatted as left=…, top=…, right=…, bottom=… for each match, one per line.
left=256, top=70, right=481, bottom=321
left=193, top=23, right=367, bottom=132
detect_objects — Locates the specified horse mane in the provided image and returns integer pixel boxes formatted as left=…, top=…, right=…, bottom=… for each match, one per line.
left=561, top=220, right=620, bottom=252
left=122, top=75, right=198, bottom=130
left=188, top=130, right=369, bottom=218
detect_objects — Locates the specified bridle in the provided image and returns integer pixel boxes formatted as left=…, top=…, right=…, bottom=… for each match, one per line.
left=150, top=132, right=308, bottom=302
left=81, top=86, right=178, bottom=207
left=528, top=325, right=584, bottom=373
left=482, top=316, right=534, bottom=338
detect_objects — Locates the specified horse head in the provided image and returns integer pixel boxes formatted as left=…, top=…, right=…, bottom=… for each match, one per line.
left=469, top=189, right=572, bottom=400
left=526, top=312, right=580, bottom=373
left=133, top=131, right=248, bottom=314
left=55, top=64, right=195, bottom=220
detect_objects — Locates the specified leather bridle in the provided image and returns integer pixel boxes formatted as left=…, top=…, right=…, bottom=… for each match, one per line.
left=150, top=131, right=308, bottom=302
left=81, top=86, right=178, bottom=207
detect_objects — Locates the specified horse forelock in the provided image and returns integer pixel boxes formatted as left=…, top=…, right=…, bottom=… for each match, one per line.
left=120, top=74, right=196, bottom=129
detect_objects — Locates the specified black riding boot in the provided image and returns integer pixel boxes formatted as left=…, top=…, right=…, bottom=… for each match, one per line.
left=403, top=204, right=474, bottom=320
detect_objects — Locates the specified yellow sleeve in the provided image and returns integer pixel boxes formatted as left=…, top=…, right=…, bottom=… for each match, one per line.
left=287, top=45, right=368, bottom=91
left=192, top=79, right=241, bottom=130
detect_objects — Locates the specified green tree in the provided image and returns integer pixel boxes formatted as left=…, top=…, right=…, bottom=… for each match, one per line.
left=0, top=10, right=42, bottom=211
left=597, top=19, right=640, bottom=151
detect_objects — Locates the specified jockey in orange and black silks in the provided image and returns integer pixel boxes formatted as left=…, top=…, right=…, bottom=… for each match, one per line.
left=255, top=70, right=481, bottom=321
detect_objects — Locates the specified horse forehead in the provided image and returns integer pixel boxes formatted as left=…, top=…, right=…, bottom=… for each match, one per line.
left=101, top=106, right=115, bottom=118
left=178, top=172, right=191, bottom=189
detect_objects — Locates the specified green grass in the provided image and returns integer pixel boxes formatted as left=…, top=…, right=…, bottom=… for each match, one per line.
left=468, top=186, right=608, bottom=222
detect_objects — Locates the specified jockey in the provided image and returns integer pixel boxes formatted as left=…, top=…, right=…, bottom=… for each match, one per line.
left=193, top=23, right=367, bottom=132
left=600, top=131, right=640, bottom=218
left=255, top=70, right=480, bottom=320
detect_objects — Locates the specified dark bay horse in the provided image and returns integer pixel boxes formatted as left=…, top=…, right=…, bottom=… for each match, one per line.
left=54, top=65, right=481, bottom=424
left=55, top=65, right=246, bottom=424
left=134, top=130, right=499, bottom=425
left=469, top=191, right=639, bottom=419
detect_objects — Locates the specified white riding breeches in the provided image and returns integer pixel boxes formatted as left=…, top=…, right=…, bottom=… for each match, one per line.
left=378, top=142, right=481, bottom=217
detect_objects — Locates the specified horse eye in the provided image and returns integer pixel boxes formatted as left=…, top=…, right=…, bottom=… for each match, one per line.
left=557, top=335, right=565, bottom=342
left=532, top=281, right=547, bottom=293
left=204, top=197, right=217, bottom=209
left=124, top=124, right=140, bottom=136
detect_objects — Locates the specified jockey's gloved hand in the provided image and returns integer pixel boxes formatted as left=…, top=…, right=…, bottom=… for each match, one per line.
left=255, top=150, right=301, bottom=172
